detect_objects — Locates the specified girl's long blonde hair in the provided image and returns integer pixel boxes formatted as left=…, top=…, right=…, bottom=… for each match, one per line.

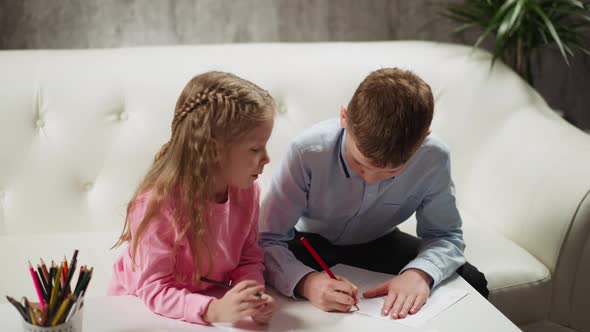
left=114, top=71, right=275, bottom=283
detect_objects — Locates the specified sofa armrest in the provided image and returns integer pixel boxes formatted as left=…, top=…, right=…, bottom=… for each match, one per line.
left=551, top=190, right=590, bottom=332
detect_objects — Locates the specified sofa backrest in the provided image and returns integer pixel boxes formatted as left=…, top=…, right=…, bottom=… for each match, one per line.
left=1, top=42, right=588, bottom=274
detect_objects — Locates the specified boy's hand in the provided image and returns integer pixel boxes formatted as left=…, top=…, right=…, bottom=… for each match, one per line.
left=251, top=293, right=276, bottom=324
left=362, top=269, right=431, bottom=319
left=296, top=272, right=358, bottom=312
left=204, top=280, right=267, bottom=323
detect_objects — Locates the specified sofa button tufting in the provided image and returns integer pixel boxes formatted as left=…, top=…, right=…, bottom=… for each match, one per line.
left=82, top=182, right=94, bottom=192
left=276, top=100, right=287, bottom=114
left=35, top=118, right=45, bottom=129
left=118, top=111, right=129, bottom=121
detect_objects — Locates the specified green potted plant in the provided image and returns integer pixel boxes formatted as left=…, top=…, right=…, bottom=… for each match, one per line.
left=443, top=0, right=590, bottom=85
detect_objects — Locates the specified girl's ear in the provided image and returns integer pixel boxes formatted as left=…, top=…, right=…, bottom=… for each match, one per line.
left=209, top=138, right=224, bottom=165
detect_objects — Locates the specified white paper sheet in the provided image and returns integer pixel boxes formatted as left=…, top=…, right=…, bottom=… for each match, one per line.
left=330, top=264, right=468, bottom=328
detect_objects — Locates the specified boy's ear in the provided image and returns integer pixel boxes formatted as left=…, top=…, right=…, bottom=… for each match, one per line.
left=340, top=105, right=347, bottom=129
left=427, top=128, right=432, bottom=135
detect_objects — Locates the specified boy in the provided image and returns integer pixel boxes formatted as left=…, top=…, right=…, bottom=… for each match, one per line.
left=259, top=68, right=488, bottom=319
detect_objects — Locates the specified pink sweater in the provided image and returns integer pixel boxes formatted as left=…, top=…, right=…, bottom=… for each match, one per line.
left=108, top=182, right=265, bottom=325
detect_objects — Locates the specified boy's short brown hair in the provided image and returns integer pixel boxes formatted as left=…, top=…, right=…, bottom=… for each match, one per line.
left=347, top=67, right=434, bottom=168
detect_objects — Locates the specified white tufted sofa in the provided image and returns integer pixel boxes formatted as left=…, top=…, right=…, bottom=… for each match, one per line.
left=1, top=42, right=589, bottom=332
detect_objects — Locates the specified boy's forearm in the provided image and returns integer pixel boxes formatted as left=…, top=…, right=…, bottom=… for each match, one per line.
left=400, top=238, right=465, bottom=287
left=261, top=240, right=315, bottom=297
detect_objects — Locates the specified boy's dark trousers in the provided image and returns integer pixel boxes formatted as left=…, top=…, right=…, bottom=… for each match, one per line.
left=288, top=229, right=489, bottom=298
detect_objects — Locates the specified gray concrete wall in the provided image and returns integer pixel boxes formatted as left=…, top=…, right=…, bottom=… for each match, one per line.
left=1, top=0, right=588, bottom=130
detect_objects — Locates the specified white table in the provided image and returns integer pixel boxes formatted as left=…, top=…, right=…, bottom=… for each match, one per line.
left=1, top=273, right=520, bottom=332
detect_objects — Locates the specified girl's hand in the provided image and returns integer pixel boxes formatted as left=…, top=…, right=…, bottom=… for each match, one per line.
left=204, top=280, right=267, bottom=323
left=362, top=269, right=431, bottom=319
left=251, top=293, right=276, bottom=324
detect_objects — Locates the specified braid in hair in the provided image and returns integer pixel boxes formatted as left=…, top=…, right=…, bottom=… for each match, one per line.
left=156, top=92, right=219, bottom=162
left=171, top=93, right=211, bottom=132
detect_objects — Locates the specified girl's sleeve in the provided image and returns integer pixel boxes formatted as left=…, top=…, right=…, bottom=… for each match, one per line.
left=228, top=183, right=265, bottom=285
left=131, top=202, right=214, bottom=325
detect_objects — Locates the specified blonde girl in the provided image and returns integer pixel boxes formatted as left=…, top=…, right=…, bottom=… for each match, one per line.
left=109, top=71, right=276, bottom=325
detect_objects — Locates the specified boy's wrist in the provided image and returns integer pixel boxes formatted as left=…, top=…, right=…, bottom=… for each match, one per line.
left=295, top=271, right=318, bottom=298
left=404, top=268, right=433, bottom=287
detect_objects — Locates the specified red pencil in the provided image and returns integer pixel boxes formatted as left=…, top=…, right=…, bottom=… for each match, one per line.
left=299, top=237, right=359, bottom=310
left=299, top=237, right=336, bottom=278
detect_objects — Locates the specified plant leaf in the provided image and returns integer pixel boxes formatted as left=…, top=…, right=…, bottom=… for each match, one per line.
left=453, top=23, right=479, bottom=34
left=541, top=0, right=584, bottom=9
left=498, top=0, right=525, bottom=37
left=567, top=39, right=590, bottom=56
left=530, top=2, right=570, bottom=64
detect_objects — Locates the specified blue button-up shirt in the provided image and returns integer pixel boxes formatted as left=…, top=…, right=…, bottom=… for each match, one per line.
left=259, top=119, right=465, bottom=297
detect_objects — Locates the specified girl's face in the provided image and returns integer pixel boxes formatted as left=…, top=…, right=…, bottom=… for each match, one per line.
left=217, top=117, right=274, bottom=191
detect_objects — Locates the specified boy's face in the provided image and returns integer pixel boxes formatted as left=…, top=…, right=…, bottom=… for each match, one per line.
left=344, top=132, right=405, bottom=184
left=340, top=106, right=406, bottom=184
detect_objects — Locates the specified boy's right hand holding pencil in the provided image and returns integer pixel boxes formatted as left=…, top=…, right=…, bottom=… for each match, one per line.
left=203, top=280, right=275, bottom=324
left=296, top=272, right=359, bottom=312
left=296, top=236, right=359, bottom=313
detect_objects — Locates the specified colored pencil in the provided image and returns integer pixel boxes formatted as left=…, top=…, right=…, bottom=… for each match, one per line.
left=28, top=261, right=46, bottom=311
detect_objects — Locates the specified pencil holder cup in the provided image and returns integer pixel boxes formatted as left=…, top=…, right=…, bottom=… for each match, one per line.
left=21, top=304, right=83, bottom=332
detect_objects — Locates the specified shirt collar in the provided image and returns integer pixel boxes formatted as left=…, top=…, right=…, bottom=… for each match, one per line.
left=339, top=129, right=351, bottom=178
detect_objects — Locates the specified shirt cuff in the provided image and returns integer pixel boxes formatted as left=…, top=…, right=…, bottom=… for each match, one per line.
left=400, top=258, right=444, bottom=288
left=268, top=261, right=315, bottom=299
left=184, top=293, right=215, bottom=325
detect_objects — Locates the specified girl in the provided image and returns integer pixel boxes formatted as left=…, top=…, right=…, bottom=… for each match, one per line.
left=109, top=71, right=276, bottom=325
